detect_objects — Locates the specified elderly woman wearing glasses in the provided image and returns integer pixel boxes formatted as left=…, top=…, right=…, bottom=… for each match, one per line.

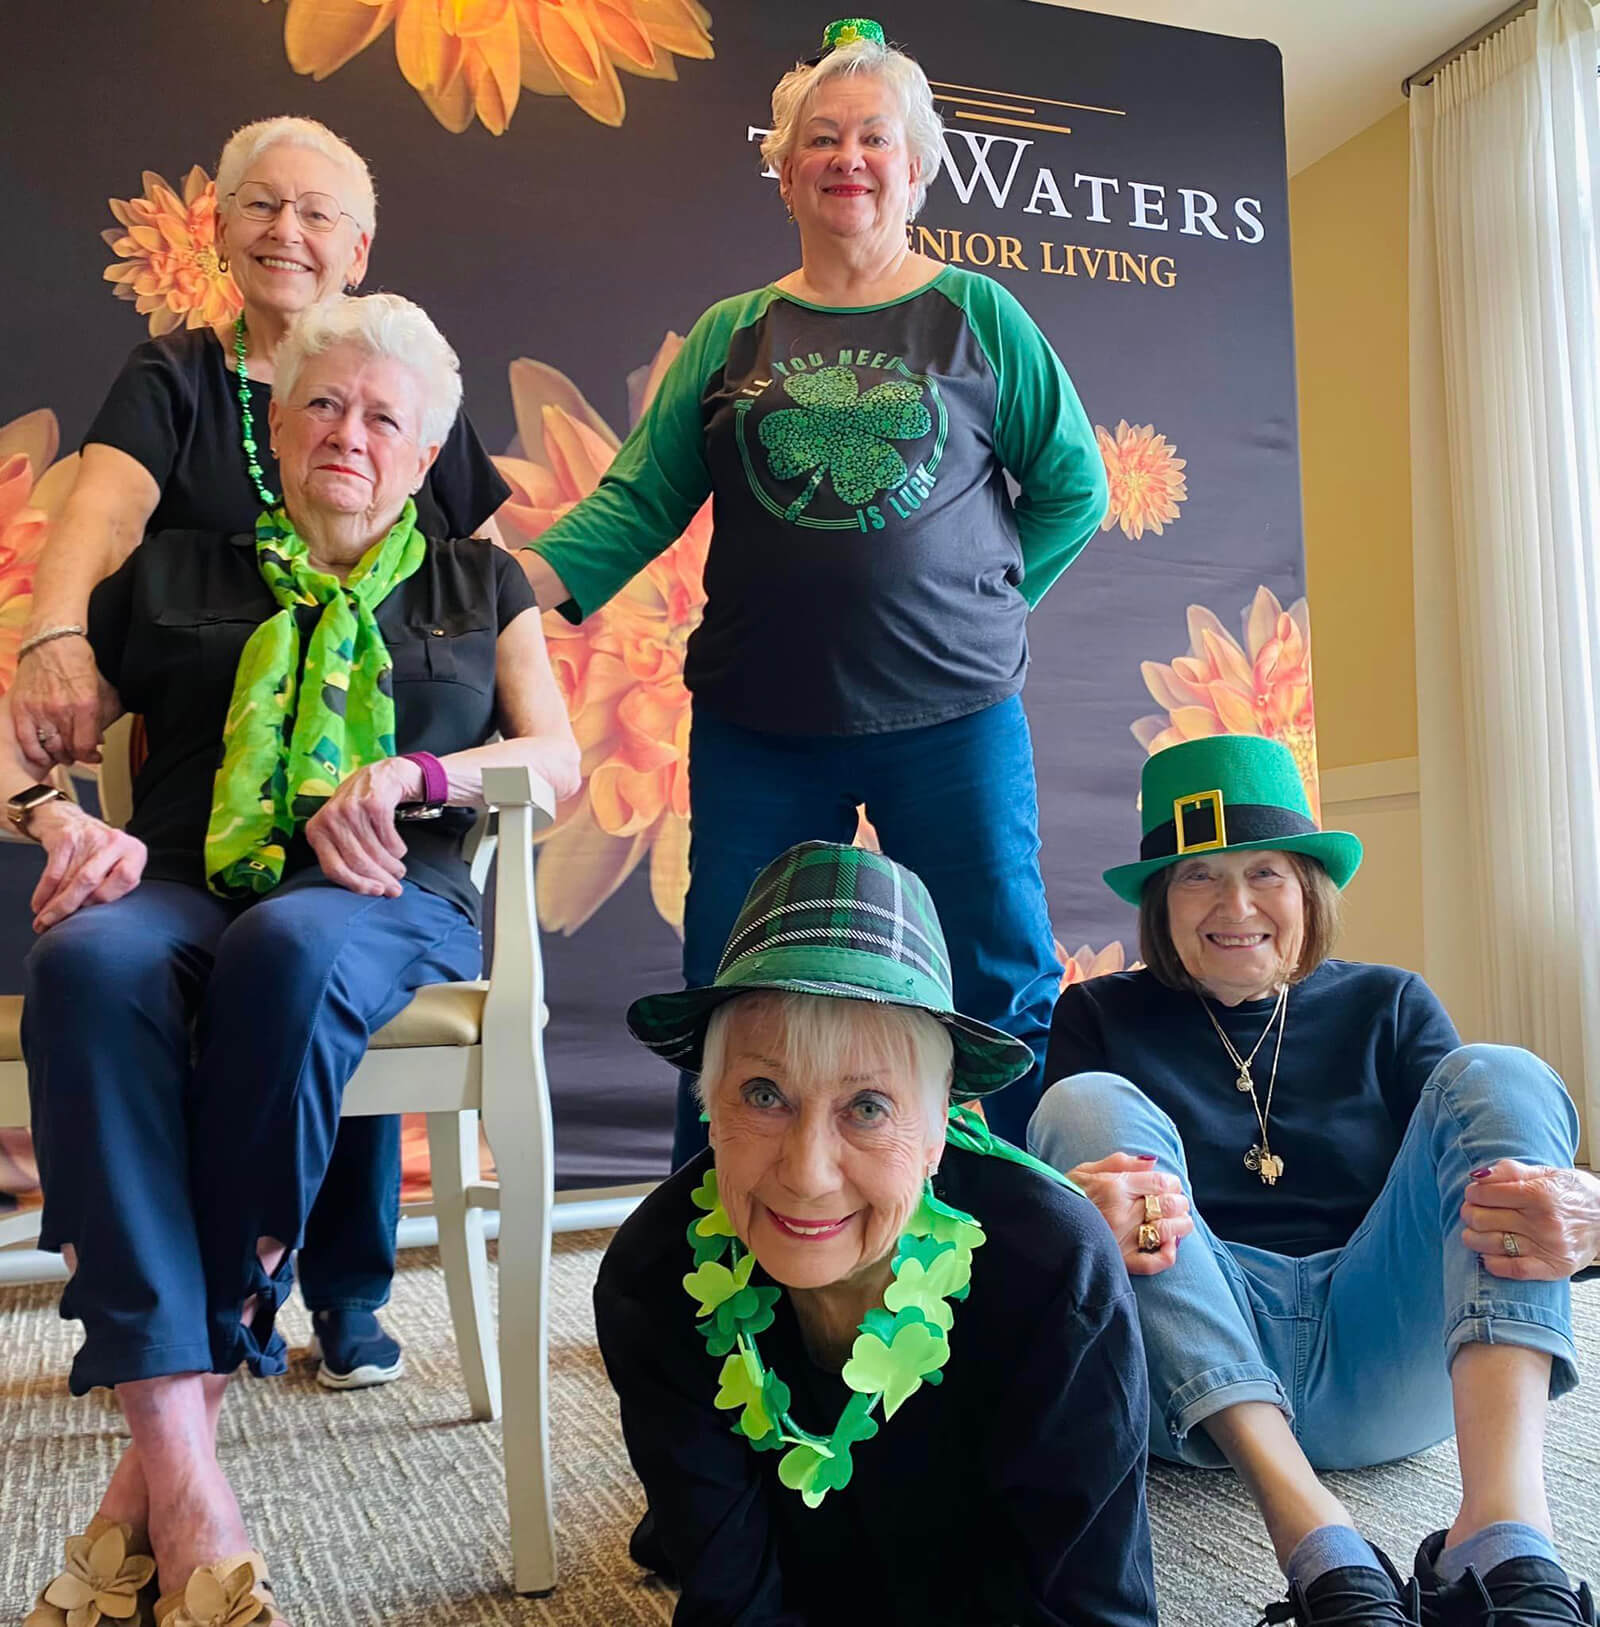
left=14, top=292, right=576, bottom=1625
left=9, top=116, right=513, bottom=1390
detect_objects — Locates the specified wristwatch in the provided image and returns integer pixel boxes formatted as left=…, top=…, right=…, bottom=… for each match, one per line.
left=5, top=783, right=66, bottom=838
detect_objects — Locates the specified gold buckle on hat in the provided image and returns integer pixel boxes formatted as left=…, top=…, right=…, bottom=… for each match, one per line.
left=1174, top=789, right=1226, bottom=854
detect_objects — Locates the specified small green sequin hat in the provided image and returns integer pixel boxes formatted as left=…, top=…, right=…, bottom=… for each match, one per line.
left=626, top=840, right=1035, bottom=1097
left=1102, top=736, right=1363, bottom=905
left=822, top=17, right=885, bottom=50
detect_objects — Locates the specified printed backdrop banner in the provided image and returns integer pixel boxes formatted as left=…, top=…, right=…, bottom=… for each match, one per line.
left=0, top=0, right=1311, bottom=1193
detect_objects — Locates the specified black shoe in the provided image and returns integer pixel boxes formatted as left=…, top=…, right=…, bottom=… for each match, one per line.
left=307, top=1309, right=404, bottom=1389
left=1414, top=1531, right=1596, bottom=1626
left=1260, top=1547, right=1422, bottom=1627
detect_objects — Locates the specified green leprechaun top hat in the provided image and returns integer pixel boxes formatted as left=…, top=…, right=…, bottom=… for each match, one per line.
left=627, top=840, right=1035, bottom=1098
left=1102, top=735, right=1364, bottom=906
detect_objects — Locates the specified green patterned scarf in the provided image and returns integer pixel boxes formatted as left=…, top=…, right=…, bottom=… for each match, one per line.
left=204, top=500, right=426, bottom=897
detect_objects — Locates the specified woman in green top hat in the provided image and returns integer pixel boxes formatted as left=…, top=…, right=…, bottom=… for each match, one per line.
left=1030, top=734, right=1600, bottom=1627
left=518, top=16, right=1108, bottom=1166
left=596, top=840, right=1158, bottom=1626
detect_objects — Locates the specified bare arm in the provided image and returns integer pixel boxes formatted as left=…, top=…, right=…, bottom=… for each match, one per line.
left=514, top=548, right=575, bottom=616
left=1, top=678, right=142, bottom=931
left=13, top=444, right=159, bottom=769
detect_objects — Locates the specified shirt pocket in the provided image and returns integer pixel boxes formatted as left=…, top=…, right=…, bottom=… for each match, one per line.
left=150, top=603, right=264, bottom=691
left=385, top=611, right=495, bottom=690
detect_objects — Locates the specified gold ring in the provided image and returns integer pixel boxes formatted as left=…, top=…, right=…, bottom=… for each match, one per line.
left=1502, top=1232, right=1521, bottom=1258
left=1144, top=1192, right=1164, bottom=1223
left=1137, top=1221, right=1163, bottom=1253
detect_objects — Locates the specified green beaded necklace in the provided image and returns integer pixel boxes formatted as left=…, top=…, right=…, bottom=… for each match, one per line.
left=684, top=1162, right=986, bottom=1508
left=232, top=315, right=278, bottom=507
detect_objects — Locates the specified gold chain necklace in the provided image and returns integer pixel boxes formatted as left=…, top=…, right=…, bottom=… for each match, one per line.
left=1199, top=984, right=1289, bottom=1185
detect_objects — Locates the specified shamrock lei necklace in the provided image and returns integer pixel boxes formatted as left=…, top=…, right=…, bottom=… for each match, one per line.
left=683, top=1105, right=1024, bottom=1509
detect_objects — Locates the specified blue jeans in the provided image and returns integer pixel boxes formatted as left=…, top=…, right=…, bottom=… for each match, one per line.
left=674, top=695, right=1061, bottom=1163
left=22, top=873, right=482, bottom=1394
left=1027, top=1045, right=1580, bottom=1471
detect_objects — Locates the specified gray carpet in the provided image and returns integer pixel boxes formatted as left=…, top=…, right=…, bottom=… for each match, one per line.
left=2, top=1233, right=1597, bottom=1626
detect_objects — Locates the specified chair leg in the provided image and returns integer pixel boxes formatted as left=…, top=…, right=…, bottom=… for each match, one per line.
left=482, top=1078, right=557, bottom=1594
left=427, top=1110, right=501, bottom=1422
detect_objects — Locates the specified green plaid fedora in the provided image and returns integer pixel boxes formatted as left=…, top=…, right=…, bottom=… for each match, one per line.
left=1103, top=735, right=1363, bottom=905
left=626, top=840, right=1035, bottom=1098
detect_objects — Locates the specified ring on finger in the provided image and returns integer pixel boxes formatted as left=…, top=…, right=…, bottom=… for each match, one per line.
left=1144, top=1192, right=1164, bottom=1223
left=1502, top=1231, right=1521, bottom=1258
left=1137, top=1221, right=1163, bottom=1253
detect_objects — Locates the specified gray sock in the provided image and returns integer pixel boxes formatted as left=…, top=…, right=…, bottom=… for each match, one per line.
left=1287, top=1524, right=1383, bottom=1588
left=1435, top=1522, right=1561, bottom=1585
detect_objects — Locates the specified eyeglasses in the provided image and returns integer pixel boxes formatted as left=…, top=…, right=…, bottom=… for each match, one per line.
left=228, top=182, right=356, bottom=234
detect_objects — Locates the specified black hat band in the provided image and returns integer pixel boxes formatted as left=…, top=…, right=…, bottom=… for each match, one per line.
left=1140, top=800, right=1319, bottom=862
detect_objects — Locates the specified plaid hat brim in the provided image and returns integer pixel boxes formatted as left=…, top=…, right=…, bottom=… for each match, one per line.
left=626, top=978, right=1034, bottom=1100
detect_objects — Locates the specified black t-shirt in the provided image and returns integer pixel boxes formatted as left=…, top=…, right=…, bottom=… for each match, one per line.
left=86, top=529, right=536, bottom=924
left=1044, top=961, right=1462, bottom=1256
left=84, top=328, right=510, bottom=538
left=595, top=1145, right=1157, bottom=1627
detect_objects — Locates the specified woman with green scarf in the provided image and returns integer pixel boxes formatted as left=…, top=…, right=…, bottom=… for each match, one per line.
left=596, top=840, right=1158, bottom=1626
left=6, top=293, right=578, bottom=1626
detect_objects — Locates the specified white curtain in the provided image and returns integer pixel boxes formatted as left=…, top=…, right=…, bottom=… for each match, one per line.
left=1409, top=0, right=1600, bottom=1140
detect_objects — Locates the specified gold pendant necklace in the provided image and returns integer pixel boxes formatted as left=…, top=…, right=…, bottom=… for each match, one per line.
left=1200, top=984, right=1289, bottom=1186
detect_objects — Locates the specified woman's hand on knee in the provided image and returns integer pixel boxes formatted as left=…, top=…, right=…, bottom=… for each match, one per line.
left=28, top=803, right=146, bottom=931
left=305, top=761, right=413, bottom=897
left=1067, top=1151, right=1193, bottom=1276
left=1462, top=1159, right=1600, bottom=1279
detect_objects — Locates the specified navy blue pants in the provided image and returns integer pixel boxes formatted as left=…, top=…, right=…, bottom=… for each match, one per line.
left=22, top=873, right=481, bottom=1395
left=673, top=694, right=1061, bottom=1163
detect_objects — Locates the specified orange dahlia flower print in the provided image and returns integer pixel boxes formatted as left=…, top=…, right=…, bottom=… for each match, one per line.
left=493, top=336, right=708, bottom=935
left=103, top=168, right=243, bottom=339
left=1133, top=586, right=1321, bottom=821
left=0, top=411, right=81, bottom=693
left=1097, top=420, right=1187, bottom=541
left=1054, top=938, right=1140, bottom=992
left=280, top=0, right=714, bottom=134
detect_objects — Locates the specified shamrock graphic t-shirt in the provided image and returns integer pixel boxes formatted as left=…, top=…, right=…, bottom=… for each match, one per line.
left=531, top=266, right=1107, bottom=736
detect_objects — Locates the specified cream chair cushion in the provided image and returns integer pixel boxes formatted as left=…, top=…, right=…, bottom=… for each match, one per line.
left=0, top=995, right=20, bottom=1062
left=0, top=985, right=483, bottom=1061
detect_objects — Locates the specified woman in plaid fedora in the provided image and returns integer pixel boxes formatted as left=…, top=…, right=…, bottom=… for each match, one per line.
left=1029, top=735, right=1600, bottom=1627
left=596, top=840, right=1158, bottom=1626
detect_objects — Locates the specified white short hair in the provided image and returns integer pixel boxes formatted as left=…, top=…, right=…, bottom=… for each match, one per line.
left=274, top=293, right=462, bottom=448
left=697, top=991, right=954, bottom=1117
left=760, top=40, right=944, bottom=221
left=215, top=116, right=376, bottom=235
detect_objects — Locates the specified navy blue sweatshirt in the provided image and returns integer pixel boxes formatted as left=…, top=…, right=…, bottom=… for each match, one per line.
left=1045, top=961, right=1461, bottom=1257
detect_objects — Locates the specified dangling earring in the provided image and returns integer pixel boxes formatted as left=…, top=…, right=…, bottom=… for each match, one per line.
left=217, top=252, right=230, bottom=273
left=783, top=196, right=794, bottom=223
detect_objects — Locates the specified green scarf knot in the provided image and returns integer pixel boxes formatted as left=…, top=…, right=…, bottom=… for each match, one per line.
left=204, top=500, right=426, bottom=897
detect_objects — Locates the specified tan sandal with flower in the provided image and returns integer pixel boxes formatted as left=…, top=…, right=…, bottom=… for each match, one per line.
left=152, top=1553, right=286, bottom=1627
left=25, top=1516, right=158, bottom=1627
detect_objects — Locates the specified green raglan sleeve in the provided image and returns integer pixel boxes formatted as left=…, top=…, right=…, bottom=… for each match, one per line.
left=957, top=273, right=1109, bottom=608
left=527, top=295, right=759, bottom=622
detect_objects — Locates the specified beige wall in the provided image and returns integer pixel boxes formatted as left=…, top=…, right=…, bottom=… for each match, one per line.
left=1290, top=106, right=1422, bottom=970
left=1291, top=105, right=1415, bottom=772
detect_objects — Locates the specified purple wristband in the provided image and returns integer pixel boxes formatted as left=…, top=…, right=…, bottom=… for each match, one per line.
left=399, top=751, right=448, bottom=808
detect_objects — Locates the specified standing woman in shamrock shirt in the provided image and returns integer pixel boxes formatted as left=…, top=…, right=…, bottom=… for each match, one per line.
left=520, top=19, right=1107, bottom=1161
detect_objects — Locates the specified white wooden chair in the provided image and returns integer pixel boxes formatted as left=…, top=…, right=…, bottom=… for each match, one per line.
left=0, top=719, right=562, bottom=1596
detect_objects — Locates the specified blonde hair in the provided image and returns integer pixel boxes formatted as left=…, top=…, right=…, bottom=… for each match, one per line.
left=274, top=293, right=461, bottom=447
left=697, top=991, right=953, bottom=1116
left=215, top=116, right=376, bottom=235
left=760, top=39, right=944, bottom=221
